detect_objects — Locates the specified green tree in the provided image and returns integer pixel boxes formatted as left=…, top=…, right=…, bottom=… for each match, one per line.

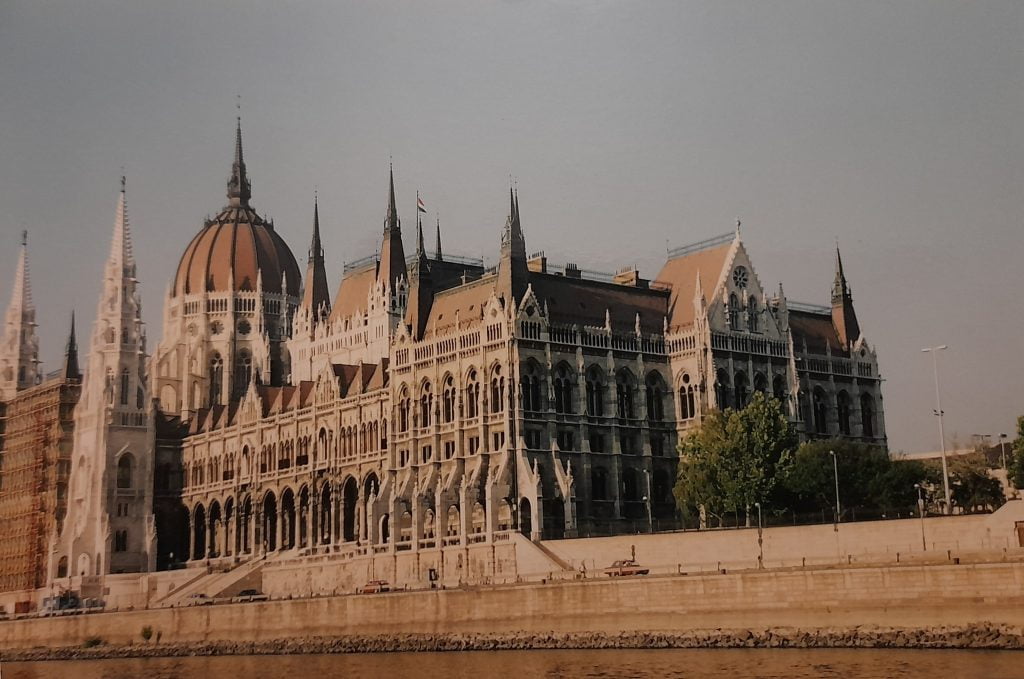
left=674, top=392, right=796, bottom=524
left=948, top=452, right=1005, bottom=513
left=1009, top=416, right=1024, bottom=490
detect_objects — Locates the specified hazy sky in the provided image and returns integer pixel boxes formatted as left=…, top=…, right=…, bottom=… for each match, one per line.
left=1, top=1, right=1021, bottom=453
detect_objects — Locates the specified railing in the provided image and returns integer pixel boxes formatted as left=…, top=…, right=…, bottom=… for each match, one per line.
left=666, top=232, right=733, bottom=260
left=711, top=331, right=788, bottom=358
left=787, top=300, right=832, bottom=315
left=343, top=253, right=380, bottom=273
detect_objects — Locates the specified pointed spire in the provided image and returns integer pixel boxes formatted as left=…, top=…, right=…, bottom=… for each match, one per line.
left=63, top=310, right=80, bottom=380
left=435, top=214, right=442, bottom=261
left=830, top=244, right=861, bottom=349
left=300, top=193, right=331, bottom=323
left=0, top=230, right=38, bottom=398
left=416, top=214, right=426, bottom=257
left=8, top=230, right=31, bottom=313
left=109, top=175, right=135, bottom=275
left=226, top=116, right=251, bottom=206
left=385, top=162, right=399, bottom=233
left=832, top=244, right=849, bottom=303
left=378, top=163, right=408, bottom=297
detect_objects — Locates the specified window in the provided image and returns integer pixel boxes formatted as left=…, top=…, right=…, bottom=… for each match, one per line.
left=557, top=430, right=575, bottom=451
left=616, top=370, right=635, bottom=419
left=728, top=293, right=741, bottom=331
left=489, top=366, right=505, bottom=413
left=444, top=440, right=456, bottom=459
left=466, top=370, right=480, bottom=418
left=645, top=372, right=665, bottom=421
left=442, top=376, right=455, bottom=423
left=747, top=297, right=759, bottom=333
left=861, top=393, right=876, bottom=438
left=651, top=435, right=664, bottom=456
left=468, top=436, right=480, bottom=455
left=116, top=454, right=133, bottom=489
left=772, top=374, right=786, bottom=402
left=715, top=369, right=730, bottom=409
left=233, top=350, right=252, bottom=399
left=420, top=445, right=432, bottom=464
left=679, top=373, right=696, bottom=420
left=492, top=431, right=505, bottom=450
left=589, top=433, right=605, bottom=453
left=553, top=365, right=574, bottom=414
left=734, top=372, right=749, bottom=409
left=419, top=382, right=433, bottom=428
left=209, top=353, right=223, bottom=405
left=114, top=530, right=128, bottom=552
left=813, top=388, right=828, bottom=435
left=119, top=368, right=130, bottom=405
left=837, top=391, right=851, bottom=436
left=525, top=429, right=543, bottom=450
left=521, top=364, right=543, bottom=412
left=398, top=387, right=410, bottom=432
left=586, top=366, right=604, bottom=416
left=592, top=467, right=608, bottom=501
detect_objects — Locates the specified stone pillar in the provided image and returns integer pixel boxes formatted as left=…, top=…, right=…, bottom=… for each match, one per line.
left=275, top=508, right=284, bottom=552
left=187, top=513, right=195, bottom=562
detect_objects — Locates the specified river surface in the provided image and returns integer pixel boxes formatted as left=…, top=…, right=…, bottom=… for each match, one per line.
left=3, top=649, right=1020, bottom=678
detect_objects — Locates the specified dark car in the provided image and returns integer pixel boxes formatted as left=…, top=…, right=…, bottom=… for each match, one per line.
left=232, top=589, right=269, bottom=603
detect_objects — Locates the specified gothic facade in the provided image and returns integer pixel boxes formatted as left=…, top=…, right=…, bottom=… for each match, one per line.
left=0, top=120, right=887, bottom=594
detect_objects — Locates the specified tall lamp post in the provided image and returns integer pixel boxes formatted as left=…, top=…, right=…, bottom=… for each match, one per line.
left=754, top=501, right=764, bottom=569
left=914, top=483, right=927, bottom=551
left=829, top=449, right=840, bottom=531
left=999, top=433, right=1009, bottom=471
left=922, top=345, right=951, bottom=514
left=642, top=469, right=653, bottom=534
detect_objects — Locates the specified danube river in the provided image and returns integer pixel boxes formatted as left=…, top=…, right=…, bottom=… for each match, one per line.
left=3, top=648, right=1021, bottom=678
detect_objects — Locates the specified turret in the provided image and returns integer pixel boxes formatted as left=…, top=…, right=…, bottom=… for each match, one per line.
left=831, top=246, right=861, bottom=350
left=377, top=164, right=408, bottom=302
left=299, top=194, right=331, bottom=323
left=497, top=187, right=529, bottom=303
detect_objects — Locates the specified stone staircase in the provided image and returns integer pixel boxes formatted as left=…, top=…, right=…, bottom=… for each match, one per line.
left=511, top=533, right=576, bottom=579
left=157, top=558, right=265, bottom=607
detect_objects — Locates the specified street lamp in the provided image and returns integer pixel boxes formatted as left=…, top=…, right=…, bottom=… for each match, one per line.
left=642, top=469, right=653, bottom=534
left=914, top=483, right=927, bottom=551
left=829, top=449, right=840, bottom=530
left=754, top=501, right=764, bottom=569
left=999, top=433, right=1009, bottom=471
left=922, top=345, right=951, bottom=514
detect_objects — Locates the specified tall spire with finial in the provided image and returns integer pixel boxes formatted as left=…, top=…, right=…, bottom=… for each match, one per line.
left=0, top=230, right=39, bottom=398
left=435, top=214, right=442, bottom=261
left=378, top=162, right=407, bottom=298
left=226, top=111, right=251, bottom=206
left=63, top=310, right=80, bottom=380
left=830, top=244, right=861, bottom=349
left=299, top=192, right=331, bottom=322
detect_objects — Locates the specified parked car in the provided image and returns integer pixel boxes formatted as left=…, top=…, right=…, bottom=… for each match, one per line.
left=232, top=589, right=269, bottom=603
left=359, top=580, right=391, bottom=594
left=187, top=592, right=213, bottom=606
left=603, top=559, right=650, bottom=577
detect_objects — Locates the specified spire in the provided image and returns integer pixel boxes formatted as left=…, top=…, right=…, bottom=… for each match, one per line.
left=434, top=214, right=442, bottom=261
left=498, top=183, right=528, bottom=303
left=378, top=163, right=408, bottom=297
left=300, top=193, right=331, bottom=322
left=226, top=116, right=251, bottom=206
left=830, top=245, right=861, bottom=349
left=0, top=230, right=39, bottom=398
left=416, top=212, right=426, bottom=257
left=108, top=176, right=136, bottom=279
left=63, top=310, right=80, bottom=380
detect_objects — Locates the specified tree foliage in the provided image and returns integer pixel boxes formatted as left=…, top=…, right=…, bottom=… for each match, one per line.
left=947, top=452, right=1006, bottom=513
left=1009, top=416, right=1024, bottom=490
left=674, top=393, right=796, bottom=522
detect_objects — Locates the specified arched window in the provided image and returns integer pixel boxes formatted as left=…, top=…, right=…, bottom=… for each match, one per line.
left=119, top=368, right=130, bottom=405
left=136, top=386, right=145, bottom=409
left=747, top=297, right=759, bottom=332
left=553, top=365, right=574, bottom=414
left=772, top=374, right=786, bottom=402
left=734, top=371, right=749, bottom=409
left=465, top=370, right=480, bottom=419
left=520, top=362, right=543, bottom=412
left=616, top=369, right=635, bottom=419
left=442, top=375, right=455, bottom=423
left=813, top=387, right=829, bottom=435
left=645, top=372, right=665, bottom=421
left=233, top=350, right=252, bottom=399
left=585, top=366, right=604, bottom=417
left=754, top=373, right=768, bottom=395
left=105, top=369, right=114, bottom=404
left=837, top=391, right=852, bottom=436
left=728, top=293, right=741, bottom=331
left=419, top=381, right=433, bottom=428
left=715, top=369, right=730, bottom=410
left=679, top=373, right=696, bottom=420
left=209, top=353, right=224, bottom=405
left=489, top=366, right=505, bottom=413
left=398, top=387, right=410, bottom=432
left=861, top=393, right=876, bottom=438
left=117, top=453, right=133, bottom=489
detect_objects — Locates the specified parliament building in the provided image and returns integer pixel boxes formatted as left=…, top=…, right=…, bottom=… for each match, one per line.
left=0, top=120, right=886, bottom=601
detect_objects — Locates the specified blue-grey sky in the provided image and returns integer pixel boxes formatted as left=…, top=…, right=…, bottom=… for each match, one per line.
left=1, top=1, right=1021, bottom=453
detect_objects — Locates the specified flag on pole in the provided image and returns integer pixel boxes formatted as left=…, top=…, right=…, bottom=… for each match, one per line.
left=417, top=195, right=426, bottom=213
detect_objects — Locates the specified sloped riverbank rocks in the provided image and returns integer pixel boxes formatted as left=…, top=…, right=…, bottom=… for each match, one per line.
left=4, top=624, right=1024, bottom=662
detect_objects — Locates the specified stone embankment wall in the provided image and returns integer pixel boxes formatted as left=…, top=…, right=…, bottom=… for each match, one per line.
left=2, top=560, right=1023, bottom=651
left=540, top=502, right=1024, bottom=577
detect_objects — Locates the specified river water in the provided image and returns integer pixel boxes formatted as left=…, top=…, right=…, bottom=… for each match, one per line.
left=3, top=649, right=1020, bottom=678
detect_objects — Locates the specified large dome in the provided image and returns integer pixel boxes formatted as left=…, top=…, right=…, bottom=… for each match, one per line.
left=173, top=206, right=300, bottom=298
left=172, top=118, right=301, bottom=299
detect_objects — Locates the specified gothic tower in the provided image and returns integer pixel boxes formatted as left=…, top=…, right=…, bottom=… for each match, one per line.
left=54, top=178, right=156, bottom=581
left=0, top=231, right=40, bottom=400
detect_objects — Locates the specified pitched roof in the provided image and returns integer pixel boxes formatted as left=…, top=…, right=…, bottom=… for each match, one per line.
left=529, top=272, right=668, bottom=333
left=655, top=242, right=733, bottom=331
left=422, top=275, right=497, bottom=336
left=789, top=309, right=845, bottom=355
left=328, top=263, right=378, bottom=323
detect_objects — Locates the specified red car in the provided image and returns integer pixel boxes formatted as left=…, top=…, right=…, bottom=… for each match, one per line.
left=603, top=559, right=650, bottom=577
